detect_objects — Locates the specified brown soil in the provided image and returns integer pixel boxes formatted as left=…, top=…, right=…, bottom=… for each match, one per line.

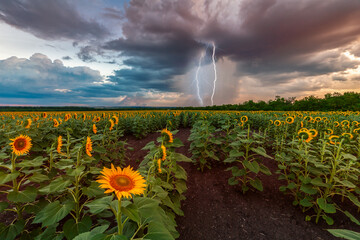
left=124, top=128, right=360, bottom=240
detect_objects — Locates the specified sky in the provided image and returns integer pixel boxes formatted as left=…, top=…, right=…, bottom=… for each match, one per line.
left=0, top=0, right=360, bottom=107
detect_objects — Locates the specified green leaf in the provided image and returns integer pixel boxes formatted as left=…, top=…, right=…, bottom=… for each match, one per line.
left=249, top=178, right=263, bottom=191
left=122, top=204, right=141, bottom=224
left=250, top=147, right=273, bottom=159
left=347, top=193, right=360, bottom=208
left=343, top=211, right=360, bottom=225
left=337, top=179, right=356, bottom=188
left=300, top=184, right=317, bottom=195
left=342, top=153, right=357, bottom=161
left=171, top=153, right=192, bottom=162
left=229, top=150, right=244, bottom=158
left=228, top=177, right=239, bottom=186
left=230, top=166, right=245, bottom=177
left=243, top=160, right=259, bottom=174
left=322, top=215, right=334, bottom=225
left=0, top=202, right=8, bottom=213
left=93, top=146, right=107, bottom=154
left=39, top=178, right=71, bottom=194
left=259, top=164, right=272, bottom=176
left=224, top=157, right=236, bottom=163
left=85, top=196, right=113, bottom=214
left=0, top=172, right=19, bottom=185
left=287, top=182, right=297, bottom=190
left=29, top=173, right=49, bottom=183
left=63, top=216, right=92, bottom=240
left=7, top=186, right=37, bottom=203
left=33, top=200, right=74, bottom=227
left=83, top=182, right=105, bottom=198
left=152, top=185, right=168, bottom=199
left=67, top=165, right=85, bottom=177
left=134, top=197, right=160, bottom=221
left=0, top=220, right=24, bottom=240
left=144, top=222, right=175, bottom=240
left=299, top=198, right=313, bottom=207
left=174, top=166, right=187, bottom=180
left=317, top=198, right=336, bottom=214
left=175, top=180, right=187, bottom=194
left=17, top=156, right=46, bottom=168
left=311, top=177, right=329, bottom=187
left=327, top=229, right=360, bottom=240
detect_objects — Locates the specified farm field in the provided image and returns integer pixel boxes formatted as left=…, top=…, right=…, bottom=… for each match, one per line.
left=0, top=110, right=359, bottom=240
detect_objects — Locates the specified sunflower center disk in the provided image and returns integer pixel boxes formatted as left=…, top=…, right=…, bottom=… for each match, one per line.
left=112, top=175, right=134, bottom=191
left=15, top=139, right=26, bottom=150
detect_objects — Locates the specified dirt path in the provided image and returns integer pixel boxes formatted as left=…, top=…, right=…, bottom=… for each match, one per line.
left=123, top=128, right=360, bottom=240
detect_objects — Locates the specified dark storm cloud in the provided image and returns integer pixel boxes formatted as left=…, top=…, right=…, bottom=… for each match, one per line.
left=62, top=56, right=72, bottom=60
left=0, top=0, right=109, bottom=41
left=102, top=0, right=360, bottom=94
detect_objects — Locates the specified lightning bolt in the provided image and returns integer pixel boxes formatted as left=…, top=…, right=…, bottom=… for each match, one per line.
left=195, top=50, right=205, bottom=106
left=210, top=41, right=217, bottom=106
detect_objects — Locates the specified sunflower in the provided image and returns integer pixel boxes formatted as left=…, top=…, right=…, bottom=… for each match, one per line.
left=53, top=119, right=59, bottom=128
left=161, top=128, right=173, bottom=143
left=314, top=117, right=321, bottom=122
left=10, top=134, right=32, bottom=156
left=274, top=120, right=281, bottom=126
left=42, top=112, right=47, bottom=118
left=241, top=116, right=248, bottom=122
left=57, top=136, right=62, bottom=154
left=341, top=132, right=353, bottom=139
left=300, top=121, right=304, bottom=128
left=308, top=129, right=318, bottom=138
left=341, top=120, right=350, bottom=128
left=298, top=129, right=312, bottom=143
left=333, top=121, right=340, bottom=128
left=324, top=129, right=333, bottom=135
left=157, top=159, right=162, bottom=173
left=353, top=128, right=360, bottom=134
left=86, top=136, right=93, bottom=157
left=109, top=119, right=115, bottom=131
left=93, top=124, right=97, bottom=134
left=269, top=120, right=273, bottom=124
left=97, top=164, right=146, bottom=199
left=25, top=118, right=32, bottom=128
left=161, top=145, right=167, bottom=160
left=112, top=115, right=119, bottom=125
left=329, top=135, right=340, bottom=145
left=286, top=117, right=294, bottom=124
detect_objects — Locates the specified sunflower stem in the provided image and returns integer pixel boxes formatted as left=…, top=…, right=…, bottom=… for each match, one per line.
left=117, top=198, right=123, bottom=235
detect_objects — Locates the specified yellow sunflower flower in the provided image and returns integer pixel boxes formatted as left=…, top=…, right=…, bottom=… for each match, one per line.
left=93, top=124, right=97, bottom=134
left=53, top=119, right=59, bottom=128
left=57, top=136, right=62, bottom=154
left=97, top=165, right=146, bottom=199
left=274, top=120, right=281, bottom=126
left=161, top=128, right=173, bottom=143
left=25, top=118, right=32, bottom=128
left=324, top=129, right=333, bottom=135
left=109, top=119, right=115, bottom=131
left=329, top=135, right=340, bottom=145
left=10, top=134, right=32, bottom=156
left=286, top=117, right=294, bottom=124
left=86, top=136, right=93, bottom=157
left=241, top=116, right=248, bottom=122
left=161, top=145, right=167, bottom=161
left=157, top=159, right=162, bottom=173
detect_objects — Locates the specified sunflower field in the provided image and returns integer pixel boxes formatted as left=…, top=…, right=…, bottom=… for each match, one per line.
left=0, top=110, right=359, bottom=239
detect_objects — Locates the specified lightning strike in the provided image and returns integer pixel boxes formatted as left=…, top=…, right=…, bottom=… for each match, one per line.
left=210, top=41, right=217, bottom=106
left=195, top=50, right=205, bottom=106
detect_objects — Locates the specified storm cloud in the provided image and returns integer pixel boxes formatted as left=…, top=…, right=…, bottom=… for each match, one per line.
left=102, top=0, right=360, bottom=104
left=0, top=0, right=109, bottom=41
